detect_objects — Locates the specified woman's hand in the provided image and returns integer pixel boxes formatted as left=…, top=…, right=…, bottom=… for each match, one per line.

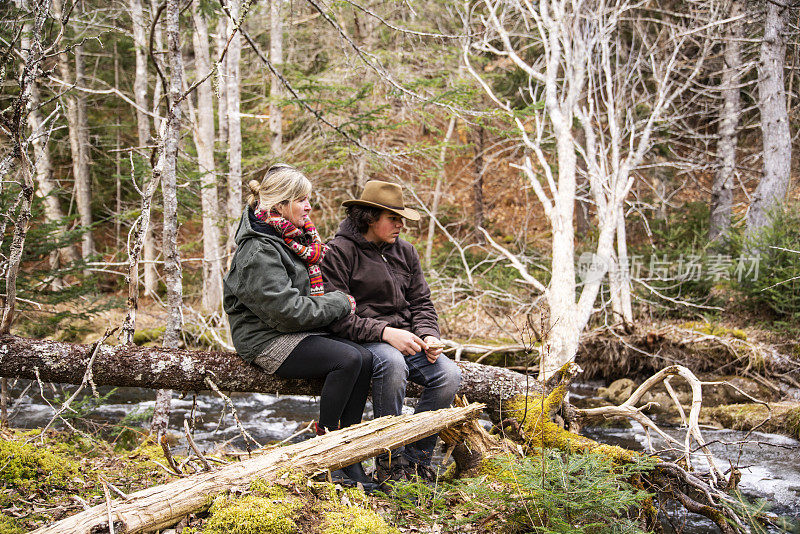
left=423, top=336, right=443, bottom=363
left=382, top=326, right=426, bottom=356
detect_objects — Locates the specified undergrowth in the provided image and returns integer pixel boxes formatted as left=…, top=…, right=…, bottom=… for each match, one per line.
left=385, top=451, right=653, bottom=533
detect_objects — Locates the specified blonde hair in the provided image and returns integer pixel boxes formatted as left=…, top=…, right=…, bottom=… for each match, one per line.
left=247, top=164, right=312, bottom=213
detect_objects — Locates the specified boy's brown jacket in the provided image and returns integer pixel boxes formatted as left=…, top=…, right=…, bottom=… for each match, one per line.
left=321, top=219, right=440, bottom=343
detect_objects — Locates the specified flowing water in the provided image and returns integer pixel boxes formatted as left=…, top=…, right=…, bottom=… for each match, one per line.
left=6, top=380, right=800, bottom=531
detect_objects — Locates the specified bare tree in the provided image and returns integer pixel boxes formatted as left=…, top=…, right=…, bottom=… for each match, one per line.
left=215, top=15, right=229, bottom=147
left=466, top=0, right=712, bottom=378
left=746, top=1, right=792, bottom=240
left=148, top=0, right=186, bottom=436
left=710, top=2, right=744, bottom=243
left=128, top=0, right=160, bottom=298
left=473, top=125, right=485, bottom=244
left=269, top=0, right=283, bottom=156
left=52, top=0, right=94, bottom=262
left=190, top=1, right=224, bottom=313
left=424, top=117, right=456, bottom=270
left=225, top=0, right=243, bottom=255
left=25, top=57, right=78, bottom=287
left=1, top=0, right=56, bottom=334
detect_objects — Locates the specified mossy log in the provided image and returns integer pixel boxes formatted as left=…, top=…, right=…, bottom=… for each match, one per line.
left=439, top=395, right=521, bottom=476
left=709, top=401, right=800, bottom=439
left=0, top=334, right=542, bottom=422
left=31, top=403, right=484, bottom=534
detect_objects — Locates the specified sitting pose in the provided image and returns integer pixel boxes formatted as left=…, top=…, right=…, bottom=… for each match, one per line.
left=321, top=180, right=462, bottom=482
left=223, top=164, right=375, bottom=486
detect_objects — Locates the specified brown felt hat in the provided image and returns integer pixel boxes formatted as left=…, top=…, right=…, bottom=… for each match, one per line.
left=342, top=180, right=421, bottom=221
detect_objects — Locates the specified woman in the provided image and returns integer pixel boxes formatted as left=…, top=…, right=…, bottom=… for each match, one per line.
left=223, top=164, right=375, bottom=485
left=321, top=180, right=462, bottom=484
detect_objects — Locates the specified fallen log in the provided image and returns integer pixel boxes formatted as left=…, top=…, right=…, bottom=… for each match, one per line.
left=31, top=403, right=485, bottom=534
left=0, top=334, right=541, bottom=422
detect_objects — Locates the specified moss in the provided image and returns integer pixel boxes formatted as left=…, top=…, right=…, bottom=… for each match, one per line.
left=205, top=495, right=300, bottom=534
left=0, top=514, right=23, bottom=534
left=0, top=434, right=79, bottom=490
left=321, top=506, right=399, bottom=534
left=508, top=393, right=642, bottom=463
left=709, top=402, right=800, bottom=439
left=249, top=478, right=289, bottom=499
left=681, top=321, right=747, bottom=340
left=132, top=327, right=165, bottom=345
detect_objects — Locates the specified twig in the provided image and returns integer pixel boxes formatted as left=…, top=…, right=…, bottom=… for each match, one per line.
left=39, top=328, right=117, bottom=435
left=204, top=375, right=261, bottom=452
left=98, top=475, right=130, bottom=501
left=183, top=419, right=212, bottom=471
left=159, top=434, right=183, bottom=476
left=100, top=478, right=115, bottom=534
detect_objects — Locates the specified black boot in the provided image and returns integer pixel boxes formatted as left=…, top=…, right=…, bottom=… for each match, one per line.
left=331, top=462, right=379, bottom=493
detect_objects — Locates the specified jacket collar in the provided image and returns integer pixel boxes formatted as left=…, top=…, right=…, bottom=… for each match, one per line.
left=335, top=218, right=392, bottom=251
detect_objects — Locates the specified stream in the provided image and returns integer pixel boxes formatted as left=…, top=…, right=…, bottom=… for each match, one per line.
left=5, top=379, right=800, bottom=531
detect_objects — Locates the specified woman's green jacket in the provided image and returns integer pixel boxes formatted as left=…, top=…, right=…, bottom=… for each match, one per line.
left=223, top=210, right=352, bottom=363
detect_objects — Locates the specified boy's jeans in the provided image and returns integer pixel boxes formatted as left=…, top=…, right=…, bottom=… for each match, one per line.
left=364, top=342, right=462, bottom=466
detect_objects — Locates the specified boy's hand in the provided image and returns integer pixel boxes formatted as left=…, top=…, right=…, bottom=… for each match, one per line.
left=423, top=336, right=444, bottom=363
left=382, top=327, right=426, bottom=356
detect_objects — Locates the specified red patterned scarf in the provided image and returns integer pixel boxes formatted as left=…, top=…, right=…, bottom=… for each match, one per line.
left=254, top=204, right=327, bottom=296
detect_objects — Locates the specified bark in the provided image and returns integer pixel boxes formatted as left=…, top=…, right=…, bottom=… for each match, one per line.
left=215, top=16, right=229, bottom=147
left=608, top=208, right=633, bottom=324
left=25, top=46, right=77, bottom=281
left=129, top=0, right=151, bottom=148
left=473, top=125, right=485, bottom=244
left=191, top=2, right=224, bottom=313
left=226, top=0, right=243, bottom=255
left=1, top=0, right=49, bottom=334
left=150, top=0, right=186, bottom=436
left=144, top=0, right=164, bottom=297
left=424, top=117, right=456, bottom=270
left=0, top=334, right=542, bottom=423
left=709, top=2, right=742, bottom=243
left=269, top=0, right=283, bottom=156
left=31, top=404, right=483, bottom=534
left=52, top=0, right=94, bottom=261
left=747, top=2, right=791, bottom=238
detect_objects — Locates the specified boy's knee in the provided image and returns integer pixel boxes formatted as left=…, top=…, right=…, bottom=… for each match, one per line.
left=441, top=360, right=462, bottom=395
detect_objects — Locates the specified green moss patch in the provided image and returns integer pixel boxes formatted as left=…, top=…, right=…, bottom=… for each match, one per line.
left=205, top=494, right=300, bottom=534
left=0, top=432, right=79, bottom=491
left=322, top=506, right=399, bottom=534
left=709, top=402, right=800, bottom=439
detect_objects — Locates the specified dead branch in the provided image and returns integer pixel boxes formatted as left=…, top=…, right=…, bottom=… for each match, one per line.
left=31, top=404, right=484, bottom=534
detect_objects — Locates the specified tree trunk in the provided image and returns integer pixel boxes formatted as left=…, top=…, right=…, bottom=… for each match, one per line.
left=151, top=0, right=185, bottom=436
left=424, top=117, right=456, bottom=270
left=30, top=404, right=483, bottom=534
left=746, top=2, right=791, bottom=239
left=710, top=2, right=742, bottom=243
left=1, top=0, right=49, bottom=334
left=225, top=0, right=243, bottom=256
left=25, top=56, right=77, bottom=282
left=215, top=15, right=229, bottom=147
left=269, top=0, right=283, bottom=156
left=191, top=2, right=224, bottom=313
left=0, top=334, right=543, bottom=424
left=129, top=0, right=151, bottom=148
left=473, top=125, right=485, bottom=244
left=52, top=0, right=94, bottom=262
left=144, top=0, right=164, bottom=297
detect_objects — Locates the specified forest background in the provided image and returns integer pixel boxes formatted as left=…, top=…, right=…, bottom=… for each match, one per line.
left=2, top=0, right=800, bottom=531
